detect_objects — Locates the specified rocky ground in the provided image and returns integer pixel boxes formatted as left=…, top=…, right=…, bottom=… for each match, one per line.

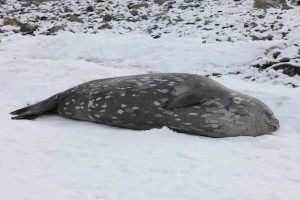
left=0, top=0, right=300, bottom=85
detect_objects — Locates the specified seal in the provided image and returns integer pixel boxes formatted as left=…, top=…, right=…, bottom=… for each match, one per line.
left=10, top=73, right=280, bottom=137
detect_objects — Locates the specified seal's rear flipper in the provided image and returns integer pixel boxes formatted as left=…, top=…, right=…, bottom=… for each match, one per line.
left=10, top=94, right=59, bottom=120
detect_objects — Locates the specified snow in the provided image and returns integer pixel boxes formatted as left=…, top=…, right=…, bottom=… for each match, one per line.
left=1, top=32, right=299, bottom=200
left=1, top=0, right=300, bottom=199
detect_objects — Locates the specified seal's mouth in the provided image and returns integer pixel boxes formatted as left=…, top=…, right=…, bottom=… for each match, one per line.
left=258, top=110, right=280, bottom=134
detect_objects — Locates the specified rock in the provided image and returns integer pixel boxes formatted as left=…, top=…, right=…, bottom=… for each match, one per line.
left=68, top=15, right=83, bottom=23
left=127, top=2, right=148, bottom=9
left=257, top=14, right=265, bottom=19
left=273, top=51, right=281, bottom=59
left=94, top=8, right=106, bottom=14
left=64, top=6, right=73, bottom=13
left=46, top=25, right=64, bottom=35
left=103, top=14, right=113, bottom=22
left=204, top=19, right=212, bottom=25
left=272, top=63, right=300, bottom=76
left=40, top=16, right=48, bottom=20
left=154, top=12, right=172, bottom=24
left=212, top=73, right=222, bottom=77
left=179, top=3, right=200, bottom=10
left=147, top=25, right=159, bottom=34
left=20, top=23, right=37, bottom=35
left=290, top=0, right=300, bottom=6
left=252, top=61, right=278, bottom=70
left=279, top=57, right=290, bottom=62
left=98, top=23, right=112, bottom=29
left=253, top=0, right=287, bottom=9
left=126, top=17, right=140, bottom=22
left=86, top=6, right=94, bottom=12
left=140, top=14, right=149, bottom=20
left=154, top=0, right=169, bottom=5
left=113, top=14, right=125, bottom=21
left=130, top=10, right=139, bottom=16
left=18, top=0, right=57, bottom=1
left=251, top=34, right=273, bottom=41
left=244, top=21, right=258, bottom=28
left=0, top=0, right=6, bottom=4
left=3, top=17, right=22, bottom=26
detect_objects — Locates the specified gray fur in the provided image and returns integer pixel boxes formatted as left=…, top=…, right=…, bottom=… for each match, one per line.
left=10, top=73, right=280, bottom=137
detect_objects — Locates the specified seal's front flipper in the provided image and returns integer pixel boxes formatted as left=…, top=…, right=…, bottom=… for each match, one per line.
left=10, top=95, right=59, bottom=120
left=164, top=90, right=217, bottom=110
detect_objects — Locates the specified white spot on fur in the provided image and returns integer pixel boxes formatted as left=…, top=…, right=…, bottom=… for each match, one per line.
left=65, top=102, right=70, bottom=105
left=165, top=111, right=174, bottom=115
left=154, top=114, right=163, bottom=118
left=153, top=101, right=161, bottom=106
left=117, top=109, right=124, bottom=115
left=157, top=89, right=169, bottom=93
left=168, top=82, right=175, bottom=86
left=233, top=96, right=245, bottom=104
left=189, top=113, right=198, bottom=116
left=121, top=104, right=127, bottom=108
left=211, top=124, right=218, bottom=128
left=88, top=100, right=95, bottom=108
left=95, top=114, right=100, bottom=118
left=160, top=98, right=168, bottom=103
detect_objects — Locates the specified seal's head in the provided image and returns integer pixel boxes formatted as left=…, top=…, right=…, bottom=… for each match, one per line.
left=256, top=109, right=280, bottom=135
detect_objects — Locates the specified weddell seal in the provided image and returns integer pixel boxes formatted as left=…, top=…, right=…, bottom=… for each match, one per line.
left=10, top=73, right=280, bottom=137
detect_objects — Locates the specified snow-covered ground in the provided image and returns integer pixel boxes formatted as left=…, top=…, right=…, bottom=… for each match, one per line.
left=1, top=0, right=300, bottom=199
left=1, top=32, right=299, bottom=200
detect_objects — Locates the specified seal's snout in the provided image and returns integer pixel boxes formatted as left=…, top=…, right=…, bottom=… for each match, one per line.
left=265, top=118, right=280, bottom=132
left=260, top=110, right=280, bottom=134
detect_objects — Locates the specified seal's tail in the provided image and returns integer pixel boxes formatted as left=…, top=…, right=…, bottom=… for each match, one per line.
left=10, top=94, right=60, bottom=120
